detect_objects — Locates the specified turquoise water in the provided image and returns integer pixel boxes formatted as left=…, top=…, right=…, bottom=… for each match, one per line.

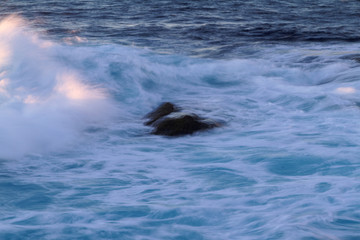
left=1, top=2, right=360, bottom=239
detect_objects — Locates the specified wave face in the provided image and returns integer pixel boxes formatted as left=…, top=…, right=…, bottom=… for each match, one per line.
left=1, top=7, right=360, bottom=240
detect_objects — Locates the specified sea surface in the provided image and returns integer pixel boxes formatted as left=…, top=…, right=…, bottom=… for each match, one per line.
left=1, top=1, right=360, bottom=239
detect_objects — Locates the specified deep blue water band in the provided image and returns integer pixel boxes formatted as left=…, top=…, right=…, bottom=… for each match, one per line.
left=2, top=0, right=360, bottom=57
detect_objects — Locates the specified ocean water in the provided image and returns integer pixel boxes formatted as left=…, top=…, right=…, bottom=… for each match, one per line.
left=1, top=1, right=360, bottom=239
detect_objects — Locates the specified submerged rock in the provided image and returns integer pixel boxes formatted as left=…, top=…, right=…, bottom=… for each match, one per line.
left=144, top=102, right=221, bottom=136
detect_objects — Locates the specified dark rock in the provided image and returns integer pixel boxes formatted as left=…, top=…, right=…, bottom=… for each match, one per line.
left=152, top=114, right=220, bottom=136
left=144, top=102, right=179, bottom=126
left=144, top=102, right=221, bottom=136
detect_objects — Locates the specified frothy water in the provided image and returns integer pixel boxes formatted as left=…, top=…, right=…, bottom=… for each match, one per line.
left=1, top=15, right=360, bottom=240
left=0, top=16, right=115, bottom=159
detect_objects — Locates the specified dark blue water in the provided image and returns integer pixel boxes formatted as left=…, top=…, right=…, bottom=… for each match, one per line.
left=1, top=1, right=360, bottom=239
left=2, top=0, right=360, bottom=57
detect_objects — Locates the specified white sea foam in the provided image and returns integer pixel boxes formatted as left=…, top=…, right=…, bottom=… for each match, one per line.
left=0, top=16, right=116, bottom=159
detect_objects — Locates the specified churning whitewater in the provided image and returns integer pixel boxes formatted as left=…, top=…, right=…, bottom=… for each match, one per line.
left=1, top=4, right=360, bottom=239
left=0, top=16, right=116, bottom=159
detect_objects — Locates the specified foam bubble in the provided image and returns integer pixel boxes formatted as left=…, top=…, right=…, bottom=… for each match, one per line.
left=335, top=87, right=356, bottom=94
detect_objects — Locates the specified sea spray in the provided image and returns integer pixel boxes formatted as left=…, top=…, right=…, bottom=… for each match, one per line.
left=0, top=16, right=116, bottom=158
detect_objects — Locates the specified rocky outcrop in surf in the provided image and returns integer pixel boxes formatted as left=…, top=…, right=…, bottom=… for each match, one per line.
left=144, top=102, right=221, bottom=136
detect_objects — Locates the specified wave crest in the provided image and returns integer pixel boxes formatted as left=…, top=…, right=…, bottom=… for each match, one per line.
left=0, top=16, right=115, bottom=159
